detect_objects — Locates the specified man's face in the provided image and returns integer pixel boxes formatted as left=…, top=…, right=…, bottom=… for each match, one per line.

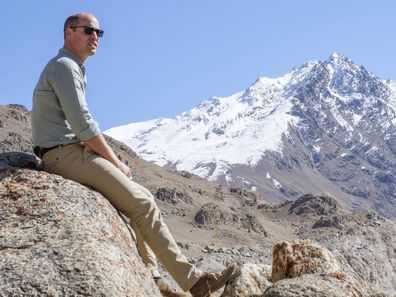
left=67, top=15, right=101, bottom=61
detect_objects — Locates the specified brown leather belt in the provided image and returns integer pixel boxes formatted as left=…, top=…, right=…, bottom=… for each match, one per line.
left=33, top=146, right=58, bottom=159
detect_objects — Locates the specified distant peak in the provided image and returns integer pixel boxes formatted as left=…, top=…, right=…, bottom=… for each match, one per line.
left=327, top=52, right=354, bottom=65
left=289, top=59, right=320, bottom=75
left=330, top=52, right=347, bottom=60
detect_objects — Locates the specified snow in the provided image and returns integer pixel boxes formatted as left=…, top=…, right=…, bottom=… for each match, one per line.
left=238, top=176, right=252, bottom=186
left=105, top=77, right=299, bottom=180
left=225, top=174, right=233, bottom=184
left=105, top=53, right=396, bottom=183
left=386, top=79, right=396, bottom=112
left=313, top=145, right=321, bottom=153
left=352, top=113, right=362, bottom=125
left=272, top=178, right=283, bottom=191
left=330, top=107, right=354, bottom=131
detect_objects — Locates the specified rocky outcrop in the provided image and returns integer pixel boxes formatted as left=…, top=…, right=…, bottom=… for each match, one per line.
left=228, top=187, right=261, bottom=206
left=194, top=202, right=267, bottom=235
left=312, top=215, right=344, bottom=229
left=271, top=240, right=341, bottom=282
left=222, top=240, right=365, bottom=297
left=0, top=104, right=32, bottom=153
left=288, top=194, right=342, bottom=216
left=0, top=165, right=162, bottom=296
left=269, top=241, right=365, bottom=296
left=263, top=273, right=364, bottom=297
left=155, top=187, right=193, bottom=204
left=221, top=263, right=272, bottom=297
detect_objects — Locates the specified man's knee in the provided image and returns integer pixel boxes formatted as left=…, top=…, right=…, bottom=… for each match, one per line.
left=127, top=193, right=160, bottom=224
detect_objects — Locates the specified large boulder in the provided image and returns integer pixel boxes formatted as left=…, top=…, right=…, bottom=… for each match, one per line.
left=0, top=151, right=41, bottom=170
left=271, top=240, right=341, bottom=282
left=221, top=263, right=272, bottom=297
left=221, top=240, right=367, bottom=297
left=267, top=240, right=365, bottom=297
left=263, top=273, right=364, bottom=297
left=0, top=168, right=162, bottom=296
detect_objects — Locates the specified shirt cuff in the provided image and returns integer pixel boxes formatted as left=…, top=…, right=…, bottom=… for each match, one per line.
left=75, top=122, right=101, bottom=140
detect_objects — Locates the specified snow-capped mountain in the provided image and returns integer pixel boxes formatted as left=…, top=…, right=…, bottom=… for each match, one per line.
left=106, top=53, right=396, bottom=219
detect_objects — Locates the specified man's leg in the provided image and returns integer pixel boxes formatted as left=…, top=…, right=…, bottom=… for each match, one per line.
left=130, top=218, right=160, bottom=278
left=42, top=143, right=201, bottom=291
left=132, top=225, right=189, bottom=297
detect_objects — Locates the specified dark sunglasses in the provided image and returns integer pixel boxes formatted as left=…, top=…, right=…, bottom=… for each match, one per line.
left=70, top=25, right=104, bottom=38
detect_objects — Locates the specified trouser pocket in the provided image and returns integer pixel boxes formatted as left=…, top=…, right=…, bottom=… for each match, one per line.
left=42, top=143, right=83, bottom=174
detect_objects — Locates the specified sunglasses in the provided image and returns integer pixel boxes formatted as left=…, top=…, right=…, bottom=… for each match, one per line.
left=70, top=25, right=104, bottom=38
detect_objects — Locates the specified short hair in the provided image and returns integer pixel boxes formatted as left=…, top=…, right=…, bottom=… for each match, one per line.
left=63, top=14, right=80, bottom=39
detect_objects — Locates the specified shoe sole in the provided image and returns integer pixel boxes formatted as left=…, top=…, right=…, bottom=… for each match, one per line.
left=210, top=263, right=238, bottom=293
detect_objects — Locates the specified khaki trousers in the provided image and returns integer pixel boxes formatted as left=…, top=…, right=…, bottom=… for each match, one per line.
left=42, top=143, right=201, bottom=291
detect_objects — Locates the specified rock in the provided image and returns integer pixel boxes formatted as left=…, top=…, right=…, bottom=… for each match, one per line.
left=0, top=168, right=161, bottom=296
left=229, top=187, right=260, bottom=206
left=324, top=229, right=396, bottom=295
left=263, top=273, right=364, bottom=297
left=222, top=263, right=272, bottom=297
left=189, top=256, right=205, bottom=264
left=178, top=171, right=193, bottom=179
left=177, top=241, right=191, bottom=250
left=4, top=104, right=30, bottom=122
left=0, top=151, right=41, bottom=170
left=368, top=292, right=396, bottom=297
left=0, top=104, right=32, bottom=152
left=155, top=186, right=193, bottom=204
left=194, top=203, right=267, bottom=235
left=288, top=194, right=342, bottom=216
left=240, top=214, right=267, bottom=236
left=271, top=240, right=341, bottom=282
left=312, top=215, right=344, bottom=229
left=202, top=245, right=216, bottom=253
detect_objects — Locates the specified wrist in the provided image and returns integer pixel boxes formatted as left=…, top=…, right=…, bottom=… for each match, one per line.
left=114, top=159, right=123, bottom=168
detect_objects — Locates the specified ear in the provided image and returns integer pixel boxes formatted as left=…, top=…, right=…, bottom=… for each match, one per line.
left=65, top=27, right=74, bottom=39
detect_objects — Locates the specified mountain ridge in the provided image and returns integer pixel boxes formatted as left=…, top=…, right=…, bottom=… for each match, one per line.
left=107, top=53, right=396, bottom=220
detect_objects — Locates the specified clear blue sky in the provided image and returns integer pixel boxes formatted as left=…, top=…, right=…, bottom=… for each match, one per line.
left=1, top=1, right=396, bottom=130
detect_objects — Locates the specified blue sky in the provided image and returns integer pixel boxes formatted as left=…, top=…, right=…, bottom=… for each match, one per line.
left=1, top=1, right=396, bottom=130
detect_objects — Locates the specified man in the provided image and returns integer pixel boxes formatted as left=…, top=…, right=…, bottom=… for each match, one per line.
left=31, top=12, right=236, bottom=297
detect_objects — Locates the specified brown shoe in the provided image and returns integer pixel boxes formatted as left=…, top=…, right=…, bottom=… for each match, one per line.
left=155, top=278, right=190, bottom=297
left=189, top=263, right=237, bottom=297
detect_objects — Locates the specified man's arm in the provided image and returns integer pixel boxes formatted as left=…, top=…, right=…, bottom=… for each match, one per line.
left=49, top=60, right=130, bottom=178
left=84, top=133, right=132, bottom=179
left=52, top=60, right=101, bottom=141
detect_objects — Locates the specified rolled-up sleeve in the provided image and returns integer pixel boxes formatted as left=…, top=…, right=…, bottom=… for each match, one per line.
left=50, top=59, right=100, bottom=140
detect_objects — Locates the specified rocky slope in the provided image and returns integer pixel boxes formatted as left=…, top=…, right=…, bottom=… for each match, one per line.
left=0, top=164, right=162, bottom=296
left=1, top=104, right=396, bottom=296
left=0, top=104, right=32, bottom=153
left=106, top=53, right=396, bottom=220
left=0, top=158, right=375, bottom=296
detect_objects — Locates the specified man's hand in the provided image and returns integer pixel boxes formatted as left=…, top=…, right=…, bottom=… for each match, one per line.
left=84, top=133, right=133, bottom=180
left=117, top=160, right=133, bottom=180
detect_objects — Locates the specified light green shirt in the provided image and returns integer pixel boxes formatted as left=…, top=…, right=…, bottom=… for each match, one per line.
left=32, top=47, right=100, bottom=148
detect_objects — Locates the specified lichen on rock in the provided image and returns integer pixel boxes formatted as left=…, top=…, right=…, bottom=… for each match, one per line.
left=0, top=168, right=162, bottom=297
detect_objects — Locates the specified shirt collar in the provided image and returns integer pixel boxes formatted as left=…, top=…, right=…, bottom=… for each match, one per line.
left=58, top=47, right=84, bottom=69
